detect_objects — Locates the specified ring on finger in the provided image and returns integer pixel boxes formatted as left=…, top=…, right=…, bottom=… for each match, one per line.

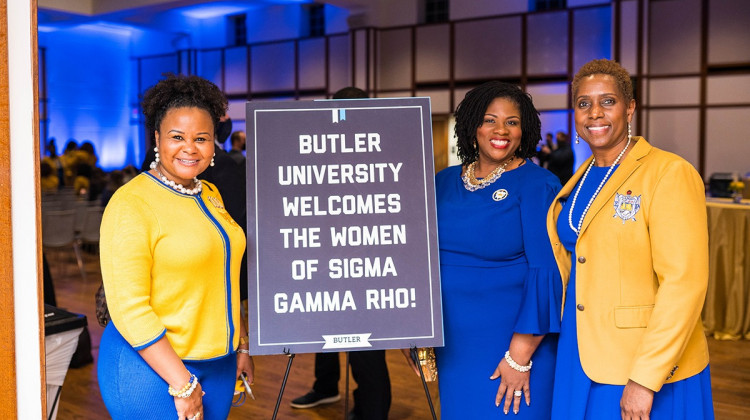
left=513, top=390, right=523, bottom=397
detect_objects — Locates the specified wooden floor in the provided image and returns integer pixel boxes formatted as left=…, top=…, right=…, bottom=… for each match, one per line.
left=47, top=248, right=750, bottom=419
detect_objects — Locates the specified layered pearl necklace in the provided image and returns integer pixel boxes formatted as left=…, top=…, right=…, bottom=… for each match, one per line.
left=567, top=136, right=631, bottom=235
left=462, top=157, right=514, bottom=192
left=154, top=166, right=202, bottom=196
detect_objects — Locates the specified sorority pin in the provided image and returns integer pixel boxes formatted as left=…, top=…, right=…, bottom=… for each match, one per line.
left=492, top=189, right=509, bottom=201
left=613, top=190, right=641, bottom=224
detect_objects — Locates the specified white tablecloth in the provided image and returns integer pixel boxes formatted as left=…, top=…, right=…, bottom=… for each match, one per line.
left=45, top=327, right=83, bottom=420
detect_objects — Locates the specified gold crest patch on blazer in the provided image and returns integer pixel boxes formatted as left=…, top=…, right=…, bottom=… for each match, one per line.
left=613, top=191, right=641, bottom=223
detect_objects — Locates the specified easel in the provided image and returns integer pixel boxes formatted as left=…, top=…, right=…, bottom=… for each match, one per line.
left=271, top=349, right=295, bottom=420
left=270, top=347, right=437, bottom=420
left=410, top=346, right=438, bottom=420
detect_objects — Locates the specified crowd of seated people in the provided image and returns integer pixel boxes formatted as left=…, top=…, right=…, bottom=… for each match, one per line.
left=41, top=138, right=140, bottom=205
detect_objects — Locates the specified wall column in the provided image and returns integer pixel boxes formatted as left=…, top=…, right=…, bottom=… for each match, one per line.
left=2, top=0, right=45, bottom=417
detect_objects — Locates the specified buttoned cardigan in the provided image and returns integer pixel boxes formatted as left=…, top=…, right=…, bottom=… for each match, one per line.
left=100, top=173, right=246, bottom=360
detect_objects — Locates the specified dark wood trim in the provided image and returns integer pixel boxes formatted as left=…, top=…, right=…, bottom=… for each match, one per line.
left=0, top=0, right=19, bottom=415
left=410, top=26, right=416, bottom=97
left=293, top=39, right=299, bottom=100
left=448, top=21, right=455, bottom=112
left=374, top=3, right=606, bottom=31
left=707, top=62, right=750, bottom=73
left=371, top=29, right=377, bottom=95
left=613, top=0, right=621, bottom=62
left=520, top=14, right=528, bottom=90
left=350, top=29, right=356, bottom=89
left=131, top=2, right=750, bottom=105
left=366, top=28, right=371, bottom=94
left=641, top=104, right=702, bottom=110
left=39, top=46, right=47, bottom=144
left=226, top=88, right=327, bottom=101
left=246, top=44, right=252, bottom=101
left=324, top=35, right=330, bottom=97
left=32, top=3, right=45, bottom=414
left=566, top=8, right=574, bottom=139
left=220, top=48, right=226, bottom=91
left=636, top=0, right=645, bottom=136
left=698, top=0, right=709, bottom=177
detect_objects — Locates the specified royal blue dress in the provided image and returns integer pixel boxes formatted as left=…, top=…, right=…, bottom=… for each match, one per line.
left=435, top=162, right=562, bottom=419
left=551, top=165, right=714, bottom=419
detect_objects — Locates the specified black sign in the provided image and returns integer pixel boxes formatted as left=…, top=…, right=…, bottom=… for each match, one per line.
left=246, top=98, right=442, bottom=355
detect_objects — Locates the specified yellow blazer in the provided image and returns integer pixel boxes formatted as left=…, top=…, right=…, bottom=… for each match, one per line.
left=546, top=137, right=709, bottom=392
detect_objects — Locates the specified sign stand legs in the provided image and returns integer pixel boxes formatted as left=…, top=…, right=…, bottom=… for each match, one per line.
left=410, top=346, right=438, bottom=420
left=271, top=350, right=296, bottom=420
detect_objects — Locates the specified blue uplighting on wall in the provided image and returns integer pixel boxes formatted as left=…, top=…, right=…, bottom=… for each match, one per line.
left=40, top=24, right=135, bottom=171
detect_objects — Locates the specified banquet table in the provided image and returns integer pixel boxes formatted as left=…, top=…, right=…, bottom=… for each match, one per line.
left=702, top=198, right=750, bottom=340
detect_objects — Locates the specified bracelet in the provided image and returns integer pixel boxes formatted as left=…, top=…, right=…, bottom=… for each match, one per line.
left=237, top=348, right=250, bottom=355
left=504, top=350, right=532, bottom=373
left=168, top=374, right=199, bottom=398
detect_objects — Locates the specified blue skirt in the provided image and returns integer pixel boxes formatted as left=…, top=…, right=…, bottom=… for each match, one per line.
left=551, top=271, right=714, bottom=419
left=98, top=323, right=237, bottom=420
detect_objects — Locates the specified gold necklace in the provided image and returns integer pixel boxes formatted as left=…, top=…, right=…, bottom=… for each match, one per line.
left=462, top=157, right=514, bottom=192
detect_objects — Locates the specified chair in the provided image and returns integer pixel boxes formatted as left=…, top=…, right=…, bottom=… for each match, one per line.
left=42, top=209, right=86, bottom=281
left=71, top=200, right=90, bottom=235
left=79, top=206, right=104, bottom=251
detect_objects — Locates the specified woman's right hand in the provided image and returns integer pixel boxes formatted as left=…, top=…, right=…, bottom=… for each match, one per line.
left=174, top=381, right=203, bottom=420
left=490, top=357, right=531, bottom=415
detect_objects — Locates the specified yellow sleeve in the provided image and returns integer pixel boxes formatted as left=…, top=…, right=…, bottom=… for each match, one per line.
left=100, top=190, right=166, bottom=349
left=628, top=159, right=709, bottom=391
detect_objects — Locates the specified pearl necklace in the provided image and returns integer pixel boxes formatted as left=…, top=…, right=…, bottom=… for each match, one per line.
left=462, top=157, right=514, bottom=192
left=154, top=166, right=202, bottom=195
left=567, top=136, right=631, bottom=235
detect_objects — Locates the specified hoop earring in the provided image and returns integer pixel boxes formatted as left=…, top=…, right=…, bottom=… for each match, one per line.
left=210, top=153, right=215, bottom=167
left=149, top=146, right=159, bottom=170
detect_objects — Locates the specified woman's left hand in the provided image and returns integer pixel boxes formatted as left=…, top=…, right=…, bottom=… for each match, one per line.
left=236, top=351, right=255, bottom=385
left=490, top=358, right=531, bottom=415
left=620, top=380, right=654, bottom=420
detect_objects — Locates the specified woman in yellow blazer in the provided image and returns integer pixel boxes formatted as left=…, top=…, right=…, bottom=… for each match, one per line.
left=98, top=75, right=253, bottom=420
left=548, top=59, right=714, bottom=420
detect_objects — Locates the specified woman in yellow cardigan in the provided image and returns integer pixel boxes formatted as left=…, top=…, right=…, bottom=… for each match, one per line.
left=98, top=74, right=253, bottom=420
left=548, top=59, right=713, bottom=419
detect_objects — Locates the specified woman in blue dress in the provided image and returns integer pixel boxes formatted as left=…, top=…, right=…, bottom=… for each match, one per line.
left=432, top=81, right=562, bottom=418
left=547, top=59, right=714, bottom=419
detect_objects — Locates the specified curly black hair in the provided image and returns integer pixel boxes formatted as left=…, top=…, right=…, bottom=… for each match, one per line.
left=454, top=81, right=541, bottom=165
left=141, top=74, right=228, bottom=141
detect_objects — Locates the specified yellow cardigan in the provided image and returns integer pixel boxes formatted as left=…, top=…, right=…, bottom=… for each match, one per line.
left=546, top=138, right=709, bottom=392
left=100, top=173, right=246, bottom=360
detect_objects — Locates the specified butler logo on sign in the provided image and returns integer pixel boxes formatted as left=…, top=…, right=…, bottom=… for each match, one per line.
left=245, top=97, right=443, bottom=355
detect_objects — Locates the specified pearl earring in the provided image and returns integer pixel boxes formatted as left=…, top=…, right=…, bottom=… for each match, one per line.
left=150, top=146, right=160, bottom=170
left=628, top=123, right=632, bottom=143
left=210, top=153, right=215, bottom=167
left=575, top=133, right=580, bottom=145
